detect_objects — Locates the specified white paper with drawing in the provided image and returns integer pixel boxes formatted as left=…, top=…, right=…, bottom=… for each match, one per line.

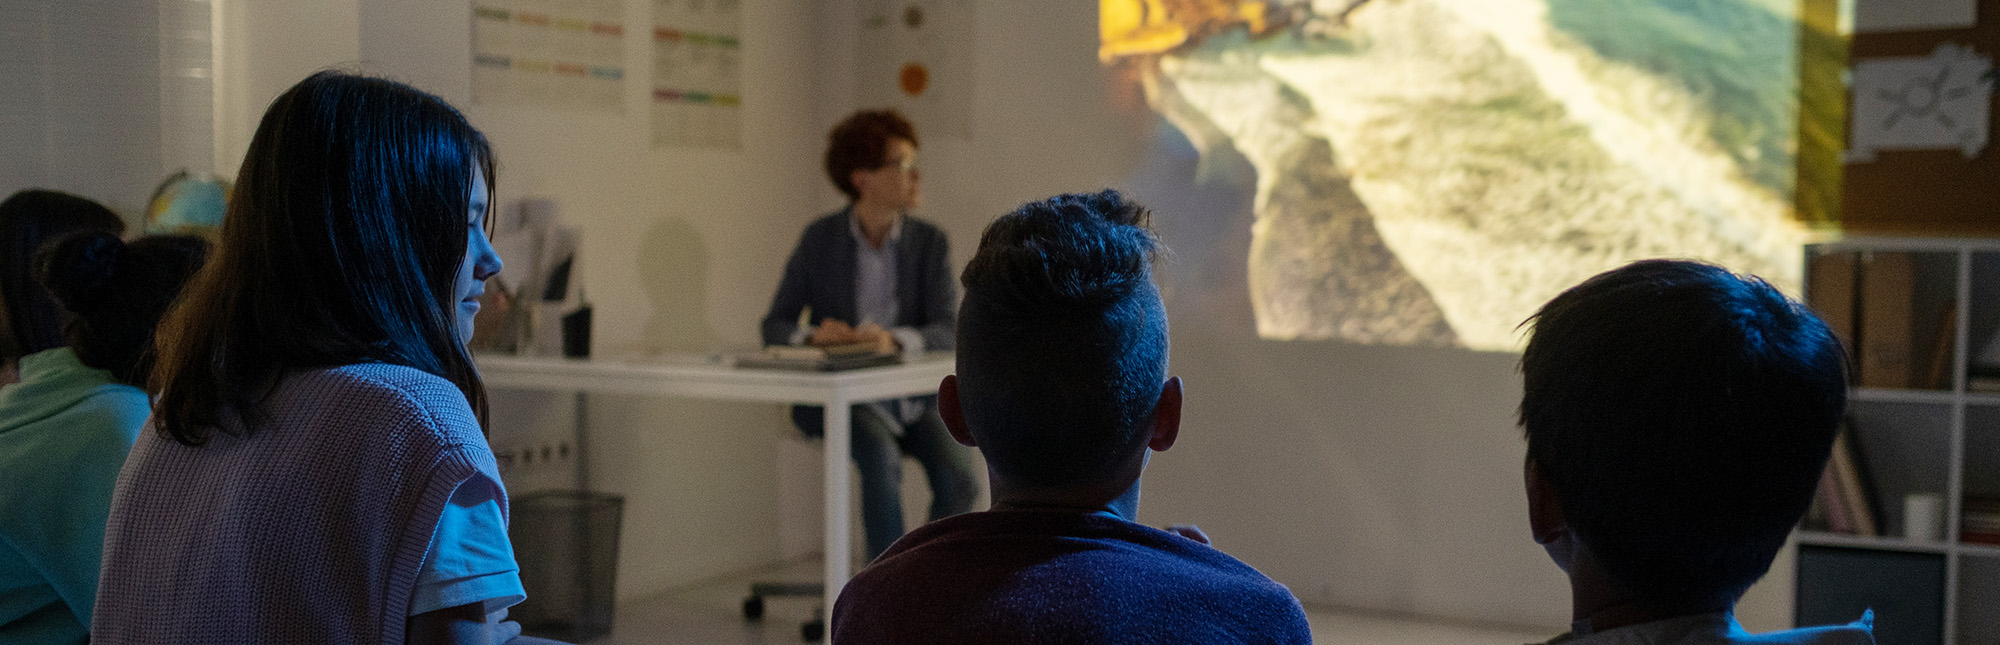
left=1848, top=44, right=1994, bottom=162
left=856, top=0, right=975, bottom=138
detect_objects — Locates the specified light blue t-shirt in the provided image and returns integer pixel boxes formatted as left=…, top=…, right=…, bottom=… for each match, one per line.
left=410, top=477, right=527, bottom=616
left=0, top=348, right=150, bottom=644
left=1542, top=610, right=1875, bottom=644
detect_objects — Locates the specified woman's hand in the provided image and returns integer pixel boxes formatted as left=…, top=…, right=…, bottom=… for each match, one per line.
left=810, top=319, right=858, bottom=345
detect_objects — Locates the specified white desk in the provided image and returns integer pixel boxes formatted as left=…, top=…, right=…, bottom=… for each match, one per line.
left=476, top=352, right=957, bottom=615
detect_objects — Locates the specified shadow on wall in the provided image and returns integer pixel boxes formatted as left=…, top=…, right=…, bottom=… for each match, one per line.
left=638, top=217, right=718, bottom=353
left=1118, top=112, right=1565, bottom=624
left=1123, top=117, right=1260, bottom=340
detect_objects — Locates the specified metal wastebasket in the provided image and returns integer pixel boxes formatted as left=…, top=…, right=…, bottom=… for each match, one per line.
left=508, top=490, right=624, bottom=641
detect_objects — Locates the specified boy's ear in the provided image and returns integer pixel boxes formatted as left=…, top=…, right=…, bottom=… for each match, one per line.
left=1526, top=458, right=1567, bottom=545
left=1146, top=377, right=1183, bottom=452
left=938, top=375, right=976, bottom=447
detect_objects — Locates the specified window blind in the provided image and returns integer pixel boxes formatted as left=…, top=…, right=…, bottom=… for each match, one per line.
left=0, top=0, right=213, bottom=219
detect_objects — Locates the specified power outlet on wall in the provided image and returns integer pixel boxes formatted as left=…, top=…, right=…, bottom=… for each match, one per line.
left=494, top=441, right=573, bottom=471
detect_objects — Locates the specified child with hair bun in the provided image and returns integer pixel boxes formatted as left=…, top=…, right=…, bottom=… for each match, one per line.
left=0, top=230, right=208, bottom=643
left=0, top=189, right=126, bottom=385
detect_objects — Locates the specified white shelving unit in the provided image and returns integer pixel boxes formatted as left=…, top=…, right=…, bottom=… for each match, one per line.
left=1796, top=531, right=1954, bottom=555
left=1797, top=237, right=2000, bottom=645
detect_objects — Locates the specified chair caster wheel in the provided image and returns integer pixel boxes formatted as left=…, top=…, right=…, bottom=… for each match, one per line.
left=801, top=618, right=825, bottom=642
left=742, top=595, right=765, bottom=620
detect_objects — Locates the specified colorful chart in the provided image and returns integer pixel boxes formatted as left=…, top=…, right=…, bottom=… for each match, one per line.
left=652, top=0, right=742, bottom=148
left=473, top=0, right=627, bottom=113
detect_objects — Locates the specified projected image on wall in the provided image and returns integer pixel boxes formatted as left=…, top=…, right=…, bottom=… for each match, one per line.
left=1103, top=0, right=1815, bottom=350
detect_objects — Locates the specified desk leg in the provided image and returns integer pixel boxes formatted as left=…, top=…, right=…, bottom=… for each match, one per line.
left=823, top=394, right=852, bottom=629
left=573, top=391, right=590, bottom=493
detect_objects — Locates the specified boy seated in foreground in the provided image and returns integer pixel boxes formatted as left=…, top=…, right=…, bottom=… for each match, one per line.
left=1519, top=260, right=1873, bottom=645
left=832, top=191, right=1312, bottom=644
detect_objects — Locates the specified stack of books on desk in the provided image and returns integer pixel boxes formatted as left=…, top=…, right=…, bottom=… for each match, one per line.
left=737, top=342, right=900, bottom=372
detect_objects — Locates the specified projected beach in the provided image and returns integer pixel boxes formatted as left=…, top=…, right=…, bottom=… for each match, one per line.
left=1104, top=0, right=1812, bottom=350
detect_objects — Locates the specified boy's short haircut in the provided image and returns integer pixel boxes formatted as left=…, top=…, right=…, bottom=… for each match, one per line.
left=823, top=110, right=918, bottom=201
left=956, top=190, right=1168, bottom=488
left=1520, top=259, right=1847, bottom=607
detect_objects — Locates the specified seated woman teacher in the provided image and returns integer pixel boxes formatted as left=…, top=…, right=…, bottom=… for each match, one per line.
left=760, top=110, right=981, bottom=561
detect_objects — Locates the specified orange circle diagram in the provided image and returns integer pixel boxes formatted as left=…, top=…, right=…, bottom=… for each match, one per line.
left=899, top=63, right=929, bottom=97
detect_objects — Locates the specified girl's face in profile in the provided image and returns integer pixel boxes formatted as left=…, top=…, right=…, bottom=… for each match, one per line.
left=455, top=168, right=503, bottom=344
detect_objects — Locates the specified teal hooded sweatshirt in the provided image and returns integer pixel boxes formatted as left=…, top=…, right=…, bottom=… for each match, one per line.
left=0, top=348, right=149, bottom=643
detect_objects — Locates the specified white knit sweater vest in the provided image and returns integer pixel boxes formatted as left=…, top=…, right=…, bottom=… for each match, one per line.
left=93, top=363, right=504, bottom=644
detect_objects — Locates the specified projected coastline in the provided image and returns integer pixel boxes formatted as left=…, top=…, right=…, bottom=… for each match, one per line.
left=1104, top=0, right=1810, bottom=350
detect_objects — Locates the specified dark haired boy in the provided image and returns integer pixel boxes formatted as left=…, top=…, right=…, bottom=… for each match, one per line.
left=1519, top=260, right=1873, bottom=645
left=832, top=191, right=1312, bottom=644
left=760, top=109, right=979, bottom=560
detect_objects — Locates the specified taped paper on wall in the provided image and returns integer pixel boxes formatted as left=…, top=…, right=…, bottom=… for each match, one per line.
left=473, top=0, right=627, bottom=113
left=857, top=0, right=975, bottom=138
left=652, top=0, right=743, bottom=148
left=1847, top=44, right=1994, bottom=163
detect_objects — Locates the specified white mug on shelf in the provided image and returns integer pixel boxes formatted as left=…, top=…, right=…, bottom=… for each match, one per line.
left=1904, top=492, right=1945, bottom=543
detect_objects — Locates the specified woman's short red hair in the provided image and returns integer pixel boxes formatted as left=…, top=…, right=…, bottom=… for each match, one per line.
left=824, top=110, right=918, bottom=201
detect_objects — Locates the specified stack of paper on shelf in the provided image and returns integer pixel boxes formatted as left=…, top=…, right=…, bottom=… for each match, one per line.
left=1964, top=498, right=2000, bottom=545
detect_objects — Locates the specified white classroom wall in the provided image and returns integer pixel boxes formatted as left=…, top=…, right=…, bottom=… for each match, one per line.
left=206, top=0, right=1795, bottom=630
left=808, top=0, right=1583, bottom=629
left=810, top=0, right=1795, bottom=632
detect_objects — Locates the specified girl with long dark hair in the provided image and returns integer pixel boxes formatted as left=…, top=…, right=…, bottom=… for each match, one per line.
left=93, top=71, right=558, bottom=644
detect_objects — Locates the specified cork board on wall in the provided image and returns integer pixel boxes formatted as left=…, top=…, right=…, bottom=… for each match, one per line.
left=1841, top=2, right=2000, bottom=235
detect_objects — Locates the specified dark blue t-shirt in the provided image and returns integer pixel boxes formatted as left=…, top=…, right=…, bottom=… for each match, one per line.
left=833, top=509, right=1314, bottom=644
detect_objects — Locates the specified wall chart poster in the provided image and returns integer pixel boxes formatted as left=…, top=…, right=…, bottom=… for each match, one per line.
left=473, top=0, right=627, bottom=113
left=651, top=0, right=742, bottom=149
left=857, top=0, right=975, bottom=138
